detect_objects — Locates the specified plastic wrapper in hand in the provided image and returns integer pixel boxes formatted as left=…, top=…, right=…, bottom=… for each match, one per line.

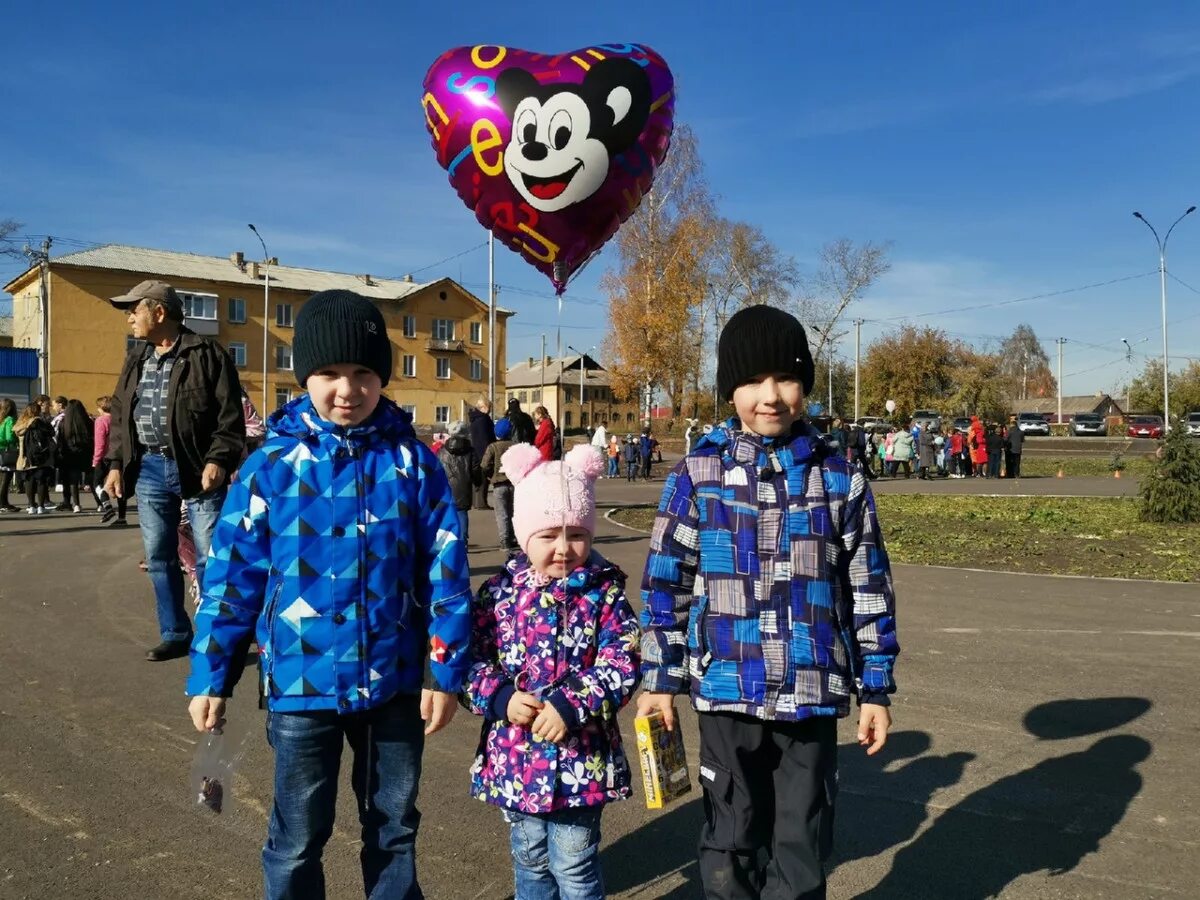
left=188, top=711, right=250, bottom=816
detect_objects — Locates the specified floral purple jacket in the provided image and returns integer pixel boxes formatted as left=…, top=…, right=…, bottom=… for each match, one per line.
left=465, top=552, right=641, bottom=814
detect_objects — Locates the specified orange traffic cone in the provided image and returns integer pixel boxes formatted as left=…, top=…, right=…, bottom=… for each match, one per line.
left=1056, top=467, right=1064, bottom=478
left=1114, top=469, right=1122, bottom=479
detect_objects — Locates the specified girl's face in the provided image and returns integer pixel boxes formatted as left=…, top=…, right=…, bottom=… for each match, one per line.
left=525, top=526, right=592, bottom=579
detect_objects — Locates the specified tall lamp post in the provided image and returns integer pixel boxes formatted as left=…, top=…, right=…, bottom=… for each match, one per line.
left=248, top=224, right=271, bottom=414
left=566, top=344, right=596, bottom=433
left=1133, top=206, right=1195, bottom=424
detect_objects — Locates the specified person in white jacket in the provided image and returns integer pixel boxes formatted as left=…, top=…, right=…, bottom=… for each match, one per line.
left=590, top=420, right=608, bottom=476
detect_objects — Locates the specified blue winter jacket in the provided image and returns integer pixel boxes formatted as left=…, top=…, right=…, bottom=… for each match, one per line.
left=186, top=395, right=473, bottom=713
left=640, top=419, right=899, bottom=721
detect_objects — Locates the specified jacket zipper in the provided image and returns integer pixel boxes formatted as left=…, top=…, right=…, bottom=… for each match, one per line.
left=262, top=578, right=284, bottom=695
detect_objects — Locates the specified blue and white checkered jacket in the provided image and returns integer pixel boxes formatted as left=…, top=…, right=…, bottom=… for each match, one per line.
left=186, top=395, right=472, bottom=713
left=640, top=420, right=899, bottom=720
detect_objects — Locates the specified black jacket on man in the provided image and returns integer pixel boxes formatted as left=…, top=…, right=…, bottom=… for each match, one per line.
left=505, top=399, right=537, bottom=445
left=107, top=328, right=246, bottom=499
left=1005, top=426, right=1024, bottom=454
left=468, top=406, right=496, bottom=465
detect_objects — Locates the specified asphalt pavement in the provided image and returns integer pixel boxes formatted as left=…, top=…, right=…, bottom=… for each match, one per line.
left=0, top=471, right=1196, bottom=899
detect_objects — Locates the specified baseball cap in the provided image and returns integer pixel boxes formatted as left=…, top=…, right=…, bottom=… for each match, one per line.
left=109, top=279, right=184, bottom=319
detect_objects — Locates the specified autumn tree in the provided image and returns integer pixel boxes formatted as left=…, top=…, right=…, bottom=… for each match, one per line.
left=1127, top=358, right=1200, bottom=419
left=603, top=125, right=717, bottom=419
left=997, top=324, right=1056, bottom=402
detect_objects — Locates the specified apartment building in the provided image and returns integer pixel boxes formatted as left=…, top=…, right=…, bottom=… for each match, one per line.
left=4, top=245, right=511, bottom=427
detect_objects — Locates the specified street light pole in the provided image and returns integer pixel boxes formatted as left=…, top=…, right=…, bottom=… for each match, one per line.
left=1133, top=206, right=1195, bottom=424
left=248, top=224, right=271, bottom=414
left=853, top=318, right=864, bottom=421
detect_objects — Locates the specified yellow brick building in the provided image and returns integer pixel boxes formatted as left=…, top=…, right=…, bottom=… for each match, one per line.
left=4, top=245, right=512, bottom=428
left=505, top=353, right=641, bottom=435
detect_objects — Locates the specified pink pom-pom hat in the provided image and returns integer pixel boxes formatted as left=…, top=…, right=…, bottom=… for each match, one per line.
left=501, top=443, right=605, bottom=551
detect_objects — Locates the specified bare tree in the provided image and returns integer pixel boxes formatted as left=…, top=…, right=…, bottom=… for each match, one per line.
left=0, top=218, right=26, bottom=261
left=801, top=238, right=892, bottom=360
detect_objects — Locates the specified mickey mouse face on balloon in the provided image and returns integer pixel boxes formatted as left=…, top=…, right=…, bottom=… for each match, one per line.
left=496, top=57, right=651, bottom=213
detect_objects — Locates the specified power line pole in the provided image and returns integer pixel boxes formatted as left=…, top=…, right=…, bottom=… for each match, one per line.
left=24, top=237, right=52, bottom=394
left=1056, top=338, right=1066, bottom=425
left=853, top=318, right=864, bottom=421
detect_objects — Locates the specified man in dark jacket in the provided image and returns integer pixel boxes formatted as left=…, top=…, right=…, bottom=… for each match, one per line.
left=504, top=397, right=536, bottom=445
left=1005, top=418, right=1024, bottom=478
left=468, top=398, right=496, bottom=510
left=438, top=420, right=475, bottom=547
left=103, top=280, right=245, bottom=661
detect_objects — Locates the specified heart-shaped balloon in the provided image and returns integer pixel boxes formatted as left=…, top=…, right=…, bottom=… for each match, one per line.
left=422, top=43, right=675, bottom=294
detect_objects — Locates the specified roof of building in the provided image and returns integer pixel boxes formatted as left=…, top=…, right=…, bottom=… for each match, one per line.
left=4, top=244, right=513, bottom=314
left=506, top=353, right=619, bottom=389
left=1013, top=394, right=1123, bottom=416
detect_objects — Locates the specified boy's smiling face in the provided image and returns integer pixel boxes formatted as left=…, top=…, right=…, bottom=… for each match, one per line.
left=306, top=364, right=382, bottom=427
left=731, top=373, right=805, bottom=438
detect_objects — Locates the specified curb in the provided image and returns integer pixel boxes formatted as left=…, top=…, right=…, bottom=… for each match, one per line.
left=603, top=507, right=652, bottom=534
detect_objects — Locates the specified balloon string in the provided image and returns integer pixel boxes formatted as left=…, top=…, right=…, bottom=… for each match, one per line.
left=557, top=293, right=569, bottom=535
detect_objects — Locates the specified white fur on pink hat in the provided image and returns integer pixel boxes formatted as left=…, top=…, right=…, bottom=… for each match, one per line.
left=501, top=443, right=605, bottom=552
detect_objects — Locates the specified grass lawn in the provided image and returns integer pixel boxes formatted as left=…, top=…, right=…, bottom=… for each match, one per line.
left=1018, top=455, right=1153, bottom=478
left=609, top=495, right=1200, bottom=583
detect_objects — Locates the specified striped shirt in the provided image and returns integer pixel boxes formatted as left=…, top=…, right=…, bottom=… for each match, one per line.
left=133, top=340, right=179, bottom=449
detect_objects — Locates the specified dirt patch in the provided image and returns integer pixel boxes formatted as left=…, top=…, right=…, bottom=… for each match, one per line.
left=608, top=496, right=1200, bottom=583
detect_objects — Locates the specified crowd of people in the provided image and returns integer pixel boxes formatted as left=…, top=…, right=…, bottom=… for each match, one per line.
left=826, top=414, right=1027, bottom=480
left=7, top=283, right=900, bottom=900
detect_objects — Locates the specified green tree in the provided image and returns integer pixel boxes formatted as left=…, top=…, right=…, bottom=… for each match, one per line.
left=1139, top=425, right=1200, bottom=523
left=997, top=323, right=1056, bottom=404
left=860, top=326, right=957, bottom=421
left=1127, top=359, right=1200, bottom=420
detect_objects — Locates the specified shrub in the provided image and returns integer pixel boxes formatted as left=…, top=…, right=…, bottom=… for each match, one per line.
left=1139, top=427, right=1200, bottom=523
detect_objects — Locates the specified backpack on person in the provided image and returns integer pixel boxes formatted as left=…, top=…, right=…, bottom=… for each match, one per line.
left=551, top=430, right=563, bottom=461
left=24, top=420, right=55, bottom=468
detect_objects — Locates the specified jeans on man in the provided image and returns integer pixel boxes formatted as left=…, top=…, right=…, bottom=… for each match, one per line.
left=134, top=453, right=224, bottom=642
left=456, top=509, right=470, bottom=548
left=502, top=806, right=605, bottom=900
left=492, top=483, right=516, bottom=550
left=264, top=693, right=425, bottom=900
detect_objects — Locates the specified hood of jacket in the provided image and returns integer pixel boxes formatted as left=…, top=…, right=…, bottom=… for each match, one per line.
left=692, top=417, right=824, bottom=467
left=267, top=394, right=415, bottom=446
left=443, top=434, right=473, bottom=455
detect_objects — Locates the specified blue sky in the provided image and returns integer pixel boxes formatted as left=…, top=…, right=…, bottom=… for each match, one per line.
left=4, top=1, right=1200, bottom=397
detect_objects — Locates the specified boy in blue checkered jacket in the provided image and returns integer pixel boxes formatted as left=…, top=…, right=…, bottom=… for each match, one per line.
left=185, top=291, right=472, bottom=900
left=636, top=305, right=899, bottom=899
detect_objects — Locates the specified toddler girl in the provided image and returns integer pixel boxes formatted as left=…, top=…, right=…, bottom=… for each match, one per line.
left=464, top=443, right=640, bottom=900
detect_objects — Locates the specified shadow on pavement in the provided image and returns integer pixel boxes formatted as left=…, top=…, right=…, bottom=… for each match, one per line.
left=862, top=697, right=1152, bottom=898
left=602, top=797, right=705, bottom=898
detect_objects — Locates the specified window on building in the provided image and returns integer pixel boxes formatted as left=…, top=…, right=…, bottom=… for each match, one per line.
left=403, top=315, right=416, bottom=338
left=432, top=318, right=455, bottom=341
left=276, top=303, right=293, bottom=327
left=275, top=388, right=292, bottom=410
left=564, top=388, right=573, bottom=404
left=179, top=291, right=218, bottom=320
left=276, top=343, right=292, bottom=370
left=436, top=357, right=451, bottom=380
left=435, top=405, right=450, bottom=425
left=400, top=404, right=416, bottom=419
left=518, top=391, right=528, bottom=403
left=469, top=359, right=482, bottom=380
left=582, top=388, right=589, bottom=402
left=531, top=390, right=541, bottom=402
left=228, top=342, right=247, bottom=367
left=626, top=412, right=634, bottom=422
left=402, top=355, right=416, bottom=378
left=228, top=297, right=246, bottom=324
left=470, top=321, right=482, bottom=344
left=581, top=412, right=589, bottom=427
left=565, top=411, right=573, bottom=427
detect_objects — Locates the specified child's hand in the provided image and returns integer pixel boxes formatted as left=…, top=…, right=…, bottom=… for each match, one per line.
left=858, top=703, right=891, bottom=755
left=189, top=696, right=226, bottom=733
left=635, top=692, right=677, bottom=731
left=421, top=689, right=458, bottom=735
left=531, top=703, right=568, bottom=744
left=507, top=691, right=543, bottom=726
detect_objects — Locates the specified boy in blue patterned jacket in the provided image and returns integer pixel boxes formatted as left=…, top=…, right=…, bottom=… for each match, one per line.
left=185, top=291, right=472, bottom=900
left=636, top=305, right=900, bottom=900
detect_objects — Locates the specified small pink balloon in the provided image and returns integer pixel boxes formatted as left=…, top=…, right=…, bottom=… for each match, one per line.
left=422, top=43, right=675, bottom=294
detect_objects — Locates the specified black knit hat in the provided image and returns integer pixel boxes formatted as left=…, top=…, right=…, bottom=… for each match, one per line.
left=716, top=305, right=814, bottom=400
left=293, top=290, right=392, bottom=387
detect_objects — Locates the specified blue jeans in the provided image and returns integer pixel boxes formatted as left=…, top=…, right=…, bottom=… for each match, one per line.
left=457, top=508, right=470, bottom=546
left=492, top=483, right=516, bottom=550
left=134, top=454, right=224, bottom=642
left=606, top=456, right=618, bottom=478
left=264, top=693, right=426, bottom=900
left=502, top=806, right=605, bottom=900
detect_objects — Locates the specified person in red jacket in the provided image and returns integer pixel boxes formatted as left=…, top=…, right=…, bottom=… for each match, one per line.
left=968, top=416, right=988, bottom=476
left=533, top=405, right=557, bottom=461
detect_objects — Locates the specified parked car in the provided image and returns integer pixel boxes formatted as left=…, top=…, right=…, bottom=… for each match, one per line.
left=911, top=409, right=942, bottom=431
left=1127, top=415, right=1164, bottom=439
left=1070, top=412, right=1108, bottom=437
left=1016, top=412, right=1051, bottom=436
left=1186, top=411, right=1200, bottom=438
left=951, top=416, right=972, bottom=434
left=857, top=416, right=891, bottom=434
